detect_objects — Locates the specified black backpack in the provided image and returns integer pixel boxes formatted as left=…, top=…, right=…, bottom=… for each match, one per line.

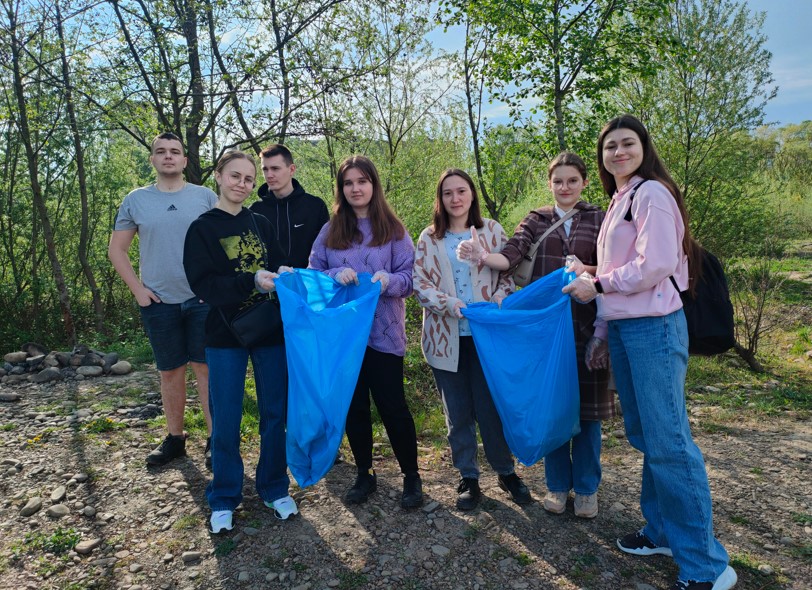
left=668, top=249, right=736, bottom=356
left=624, top=182, right=736, bottom=356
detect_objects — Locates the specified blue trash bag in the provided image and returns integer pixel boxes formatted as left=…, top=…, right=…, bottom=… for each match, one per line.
left=461, top=268, right=580, bottom=466
left=275, top=269, right=381, bottom=487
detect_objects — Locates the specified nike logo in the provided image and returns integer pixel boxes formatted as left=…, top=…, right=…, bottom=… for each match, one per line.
left=294, top=223, right=304, bottom=228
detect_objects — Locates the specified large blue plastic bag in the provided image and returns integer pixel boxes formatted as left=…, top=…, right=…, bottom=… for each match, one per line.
left=461, top=268, right=579, bottom=466
left=275, top=269, right=380, bottom=487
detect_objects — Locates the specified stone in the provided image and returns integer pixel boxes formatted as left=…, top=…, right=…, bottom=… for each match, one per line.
left=76, top=366, right=103, bottom=377
left=83, top=506, right=97, bottom=517
left=130, top=563, right=143, bottom=573
left=181, top=551, right=201, bottom=563
left=162, top=553, right=174, bottom=563
left=111, top=360, right=133, bottom=375
left=33, top=367, right=62, bottom=383
left=75, top=538, right=103, bottom=555
left=20, top=497, right=43, bottom=516
left=422, top=501, right=440, bottom=513
left=73, top=473, right=89, bottom=482
left=4, top=351, right=27, bottom=363
left=758, top=564, right=774, bottom=575
left=46, top=504, right=70, bottom=518
left=243, top=527, right=259, bottom=536
left=431, top=545, right=450, bottom=557
left=0, top=391, right=21, bottom=402
left=81, top=352, right=104, bottom=367
left=54, top=352, right=72, bottom=366
left=50, top=485, right=67, bottom=502
left=237, top=571, right=250, bottom=582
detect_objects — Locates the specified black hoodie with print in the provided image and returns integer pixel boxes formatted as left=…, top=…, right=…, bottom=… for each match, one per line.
left=183, top=207, right=286, bottom=348
left=249, top=178, right=329, bottom=269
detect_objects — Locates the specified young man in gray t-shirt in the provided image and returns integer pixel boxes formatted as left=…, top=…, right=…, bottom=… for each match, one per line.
left=109, top=132, right=216, bottom=468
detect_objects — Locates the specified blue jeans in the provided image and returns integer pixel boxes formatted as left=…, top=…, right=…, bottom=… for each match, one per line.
left=140, top=297, right=209, bottom=370
left=431, top=337, right=514, bottom=479
left=544, top=419, right=602, bottom=495
left=205, top=345, right=289, bottom=511
left=608, top=310, right=728, bottom=582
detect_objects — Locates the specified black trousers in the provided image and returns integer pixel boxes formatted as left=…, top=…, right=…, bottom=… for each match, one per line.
left=346, top=347, right=419, bottom=475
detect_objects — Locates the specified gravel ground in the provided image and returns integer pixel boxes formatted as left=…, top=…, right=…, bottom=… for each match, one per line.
left=0, top=371, right=810, bottom=590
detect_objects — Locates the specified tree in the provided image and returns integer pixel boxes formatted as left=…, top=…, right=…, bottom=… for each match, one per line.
left=613, top=0, right=777, bottom=256
left=443, top=0, right=664, bottom=156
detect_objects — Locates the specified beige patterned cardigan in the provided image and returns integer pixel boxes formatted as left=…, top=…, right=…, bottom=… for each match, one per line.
left=413, top=219, right=514, bottom=372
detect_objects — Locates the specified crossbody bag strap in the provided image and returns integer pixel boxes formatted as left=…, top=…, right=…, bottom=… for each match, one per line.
left=248, top=212, right=269, bottom=270
left=622, top=179, right=649, bottom=222
left=523, top=207, right=579, bottom=261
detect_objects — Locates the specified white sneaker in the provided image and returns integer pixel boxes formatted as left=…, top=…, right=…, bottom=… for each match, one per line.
left=265, top=495, right=298, bottom=520
left=574, top=493, right=598, bottom=518
left=712, top=565, right=737, bottom=590
left=209, top=510, right=233, bottom=534
left=542, top=491, right=568, bottom=514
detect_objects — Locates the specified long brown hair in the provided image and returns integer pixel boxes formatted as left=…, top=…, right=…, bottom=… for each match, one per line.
left=431, top=169, right=484, bottom=238
left=326, top=155, right=405, bottom=249
left=597, top=115, right=701, bottom=294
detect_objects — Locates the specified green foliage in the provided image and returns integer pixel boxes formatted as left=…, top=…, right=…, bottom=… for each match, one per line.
left=82, top=417, right=126, bottom=433
left=213, top=539, right=237, bottom=557
left=13, top=528, right=81, bottom=556
left=613, top=0, right=777, bottom=258
left=338, top=570, right=369, bottom=589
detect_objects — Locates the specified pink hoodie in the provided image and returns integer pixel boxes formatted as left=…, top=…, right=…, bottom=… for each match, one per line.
left=593, top=176, right=687, bottom=339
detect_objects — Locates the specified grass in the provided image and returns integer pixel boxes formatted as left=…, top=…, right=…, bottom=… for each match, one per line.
left=10, top=527, right=81, bottom=558
left=729, top=514, right=750, bottom=525
left=172, top=514, right=201, bottom=530
left=1, top=423, right=16, bottom=431
left=338, top=571, right=368, bottom=589
left=213, top=539, right=237, bottom=557
left=791, top=512, right=812, bottom=525
left=83, top=417, right=126, bottom=433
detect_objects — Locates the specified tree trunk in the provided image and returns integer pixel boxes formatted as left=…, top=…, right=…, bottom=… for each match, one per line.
left=55, top=1, right=106, bottom=335
left=734, top=342, right=763, bottom=373
left=7, top=3, right=76, bottom=344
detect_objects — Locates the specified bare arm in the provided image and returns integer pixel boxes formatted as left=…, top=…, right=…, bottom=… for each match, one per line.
left=108, top=229, right=160, bottom=306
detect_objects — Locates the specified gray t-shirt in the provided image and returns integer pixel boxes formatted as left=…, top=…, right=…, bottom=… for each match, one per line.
left=114, top=183, right=217, bottom=304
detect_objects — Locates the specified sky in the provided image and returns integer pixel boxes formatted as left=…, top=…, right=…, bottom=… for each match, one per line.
left=747, top=0, right=812, bottom=126
left=428, top=1, right=812, bottom=127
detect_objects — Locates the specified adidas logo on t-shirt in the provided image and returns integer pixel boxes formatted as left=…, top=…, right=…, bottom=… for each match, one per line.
left=167, top=204, right=177, bottom=211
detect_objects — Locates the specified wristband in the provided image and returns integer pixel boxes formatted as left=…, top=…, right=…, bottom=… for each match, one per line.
left=593, top=277, right=604, bottom=294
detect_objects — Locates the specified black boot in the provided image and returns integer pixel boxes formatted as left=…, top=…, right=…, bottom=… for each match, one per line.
left=456, top=477, right=481, bottom=511
left=498, top=473, right=532, bottom=505
left=401, top=472, right=423, bottom=508
left=346, top=469, right=377, bottom=504
left=146, top=433, right=187, bottom=466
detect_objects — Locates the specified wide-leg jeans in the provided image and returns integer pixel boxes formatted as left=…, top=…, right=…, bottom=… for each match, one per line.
left=205, top=345, right=289, bottom=511
left=608, top=309, right=729, bottom=582
left=544, top=419, right=602, bottom=495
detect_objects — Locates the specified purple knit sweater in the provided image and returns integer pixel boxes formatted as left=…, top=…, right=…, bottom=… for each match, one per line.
left=309, top=218, right=414, bottom=356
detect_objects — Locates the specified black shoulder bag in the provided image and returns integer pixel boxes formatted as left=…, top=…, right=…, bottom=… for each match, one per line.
left=219, top=213, right=283, bottom=348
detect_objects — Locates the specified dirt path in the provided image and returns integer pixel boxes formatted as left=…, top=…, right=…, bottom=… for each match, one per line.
left=1, top=372, right=809, bottom=590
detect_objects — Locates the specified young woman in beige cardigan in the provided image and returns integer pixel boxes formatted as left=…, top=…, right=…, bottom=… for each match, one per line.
left=413, top=169, right=533, bottom=510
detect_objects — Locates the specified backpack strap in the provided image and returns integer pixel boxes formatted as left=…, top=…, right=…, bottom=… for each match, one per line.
left=622, top=180, right=649, bottom=222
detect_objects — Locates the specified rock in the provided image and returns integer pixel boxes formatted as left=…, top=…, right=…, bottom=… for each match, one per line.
left=130, top=563, right=143, bottom=573
left=22, top=342, right=48, bottom=356
left=33, top=367, right=62, bottom=383
left=609, top=502, right=626, bottom=512
left=26, top=354, right=46, bottom=369
left=422, top=501, right=440, bottom=513
left=111, top=361, right=133, bottom=375
left=162, top=553, right=174, bottom=563
left=636, top=584, right=657, bottom=590
left=76, top=366, right=103, bottom=377
left=4, top=351, right=27, bottom=363
left=0, top=391, right=21, bottom=402
left=54, top=352, right=71, bottom=366
left=83, top=506, right=97, bottom=517
left=243, top=527, right=259, bottom=536
left=47, top=504, right=70, bottom=518
left=75, top=538, right=103, bottom=555
left=431, top=545, right=450, bottom=557
left=20, top=497, right=43, bottom=516
left=182, top=551, right=201, bottom=563
left=73, top=473, right=89, bottom=482
left=758, top=564, right=774, bottom=575
left=81, top=352, right=104, bottom=367
left=237, top=571, right=250, bottom=582
left=50, top=485, right=67, bottom=502
left=102, top=352, right=119, bottom=372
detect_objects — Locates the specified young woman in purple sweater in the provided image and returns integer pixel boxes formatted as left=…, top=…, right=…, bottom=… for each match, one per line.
left=309, top=155, right=422, bottom=509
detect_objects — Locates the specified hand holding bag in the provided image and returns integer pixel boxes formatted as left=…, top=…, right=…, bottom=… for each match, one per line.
left=219, top=213, right=282, bottom=348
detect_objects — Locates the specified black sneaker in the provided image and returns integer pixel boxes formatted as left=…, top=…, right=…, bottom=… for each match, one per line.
left=617, top=529, right=674, bottom=557
left=345, top=470, right=377, bottom=504
left=669, top=566, right=737, bottom=590
left=401, top=472, right=423, bottom=508
left=204, top=437, right=212, bottom=471
left=146, top=433, right=187, bottom=466
left=456, top=477, right=481, bottom=511
left=498, top=473, right=532, bottom=505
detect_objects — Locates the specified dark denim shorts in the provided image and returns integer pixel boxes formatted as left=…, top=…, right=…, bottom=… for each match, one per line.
left=139, top=297, right=209, bottom=371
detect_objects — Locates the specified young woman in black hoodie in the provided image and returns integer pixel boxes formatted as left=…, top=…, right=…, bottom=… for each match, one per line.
left=183, top=151, right=297, bottom=534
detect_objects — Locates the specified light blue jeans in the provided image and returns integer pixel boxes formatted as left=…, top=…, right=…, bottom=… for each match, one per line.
left=544, top=419, right=602, bottom=495
left=431, top=337, right=515, bottom=479
left=608, top=309, right=729, bottom=582
left=205, top=345, right=289, bottom=511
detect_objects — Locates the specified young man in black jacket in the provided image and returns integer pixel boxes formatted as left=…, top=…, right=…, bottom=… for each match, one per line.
left=250, top=144, right=329, bottom=268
